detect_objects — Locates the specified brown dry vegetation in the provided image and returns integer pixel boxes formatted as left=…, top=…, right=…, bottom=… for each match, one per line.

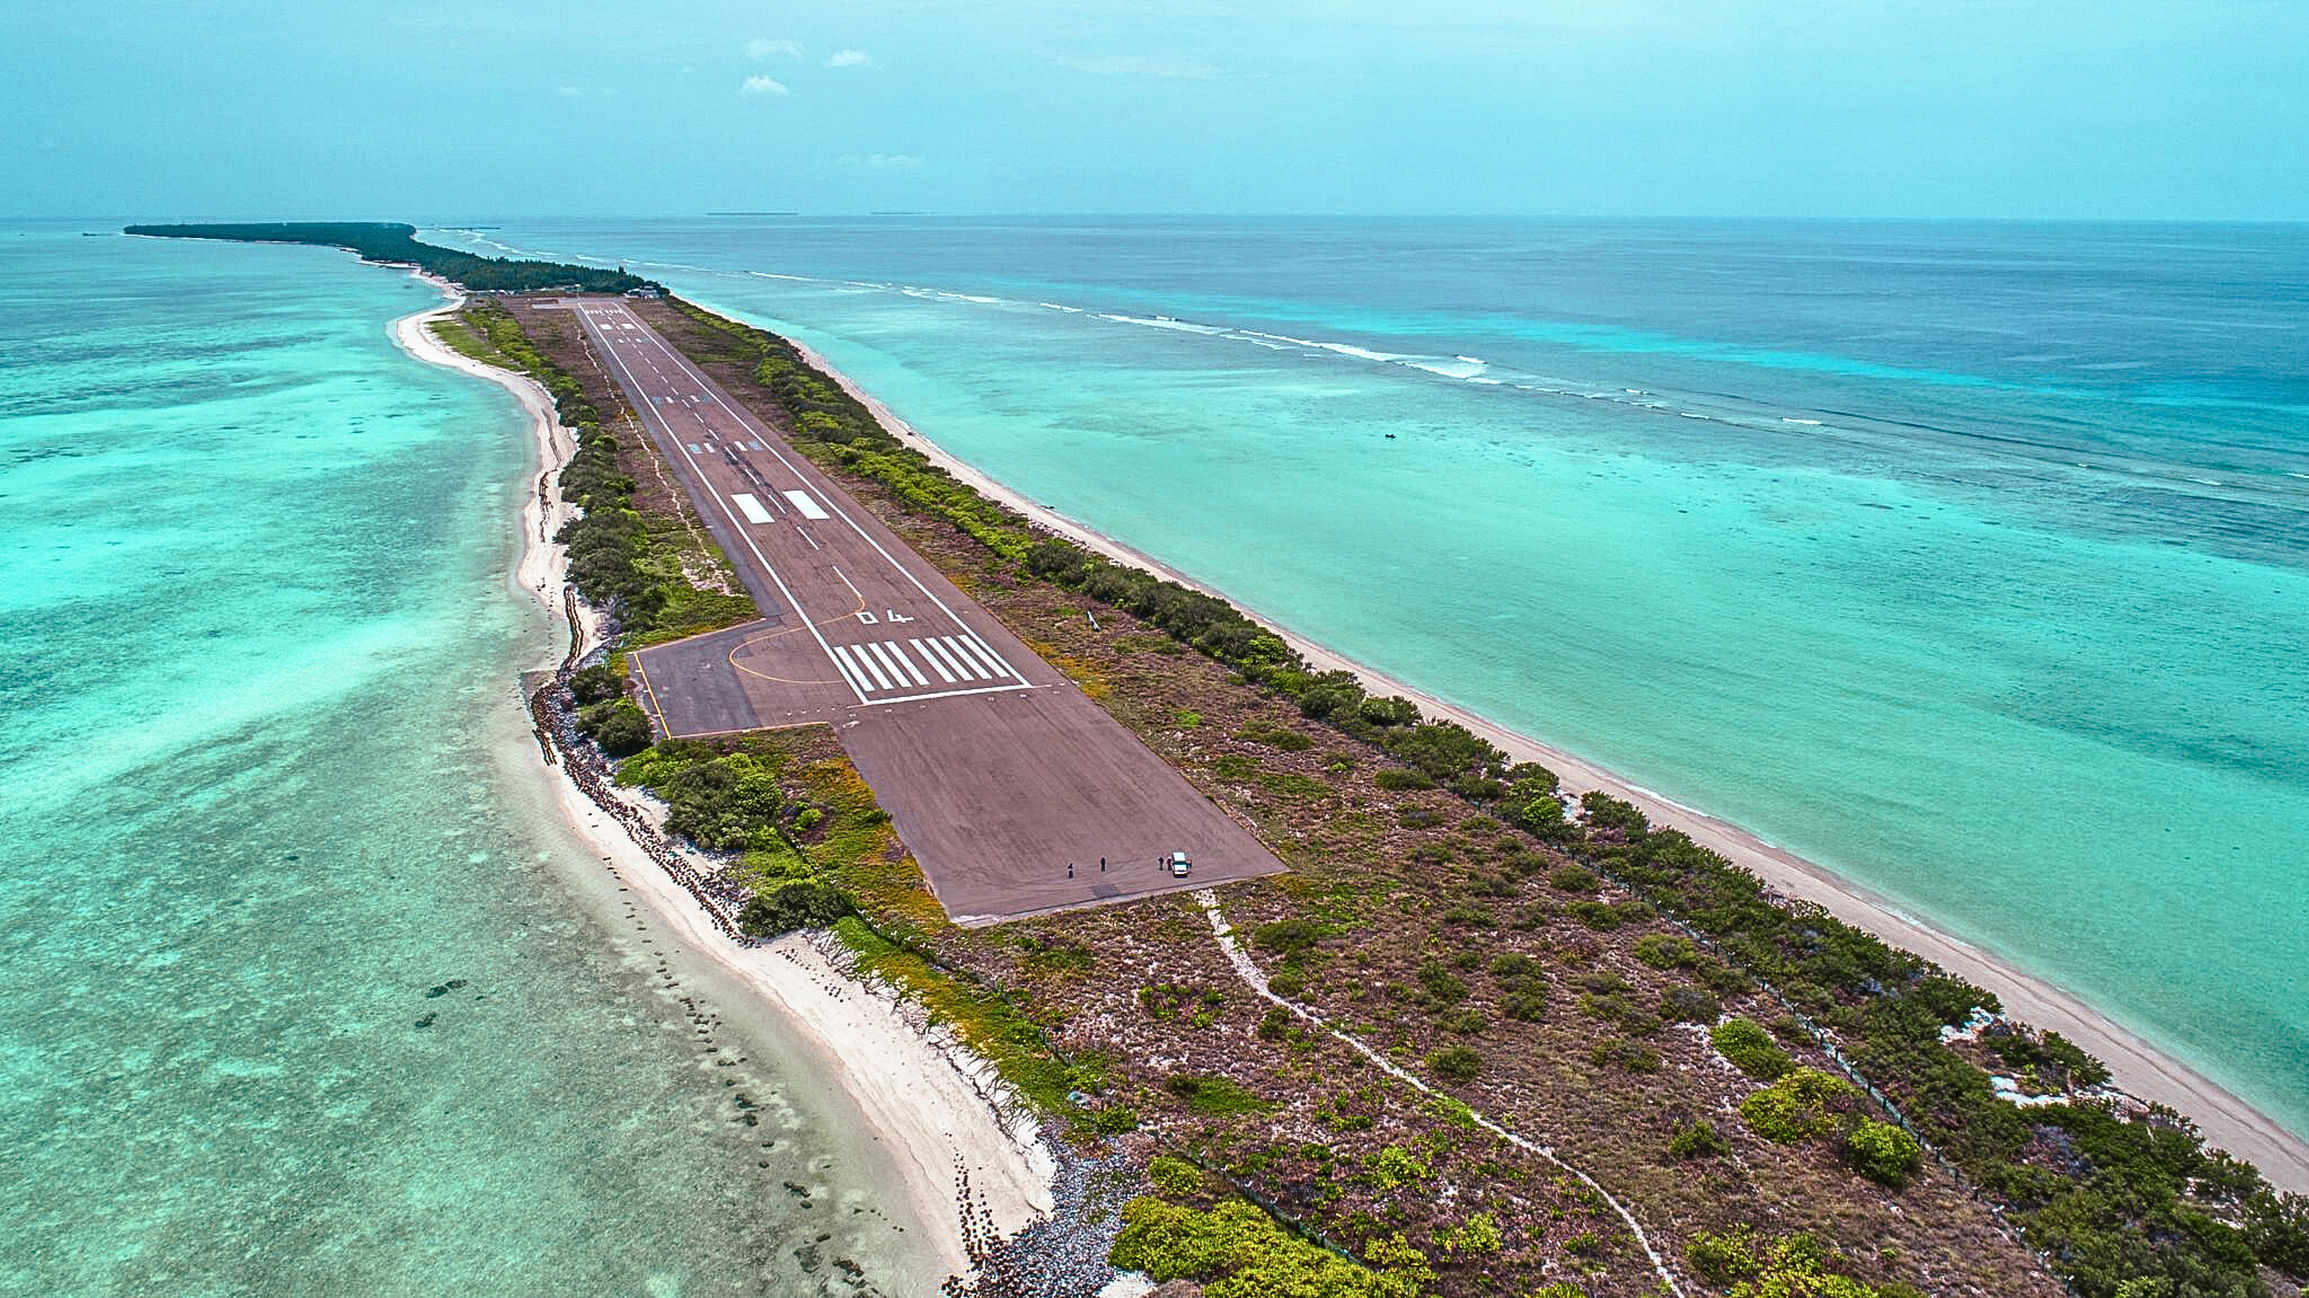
left=591, top=295, right=2063, bottom=1297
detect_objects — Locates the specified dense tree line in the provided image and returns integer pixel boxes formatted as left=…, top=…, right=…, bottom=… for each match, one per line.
left=123, top=222, right=656, bottom=294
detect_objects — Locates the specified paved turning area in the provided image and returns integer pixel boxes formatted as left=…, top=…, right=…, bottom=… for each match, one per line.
left=571, top=299, right=1285, bottom=923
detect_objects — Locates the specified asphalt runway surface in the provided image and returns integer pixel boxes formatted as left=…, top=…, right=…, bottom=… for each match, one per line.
left=565, top=298, right=1284, bottom=923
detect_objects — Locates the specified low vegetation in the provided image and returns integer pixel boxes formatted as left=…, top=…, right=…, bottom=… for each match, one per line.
left=503, top=295, right=2309, bottom=1298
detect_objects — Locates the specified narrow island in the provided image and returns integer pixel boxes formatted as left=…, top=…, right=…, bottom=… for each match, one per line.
left=133, top=222, right=2309, bottom=1298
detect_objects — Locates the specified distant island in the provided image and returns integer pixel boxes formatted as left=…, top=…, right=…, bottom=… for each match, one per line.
left=122, top=222, right=658, bottom=295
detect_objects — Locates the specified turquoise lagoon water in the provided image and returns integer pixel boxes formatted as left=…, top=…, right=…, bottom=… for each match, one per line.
left=442, top=218, right=2309, bottom=1139
left=0, top=226, right=938, bottom=1295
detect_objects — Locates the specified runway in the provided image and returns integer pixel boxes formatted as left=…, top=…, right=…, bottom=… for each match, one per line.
left=564, top=298, right=1285, bottom=923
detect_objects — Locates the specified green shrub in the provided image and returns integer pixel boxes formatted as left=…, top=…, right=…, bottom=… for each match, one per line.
left=1163, top=1074, right=1272, bottom=1117
left=1439, top=1007, right=1487, bottom=1035
left=1711, top=1017, right=1796, bottom=1081
left=1841, top=1118, right=1924, bottom=1185
left=1489, top=952, right=1542, bottom=978
left=1437, top=1211, right=1503, bottom=1255
left=1108, top=1197, right=1422, bottom=1298
left=1687, top=1224, right=1763, bottom=1286
left=1509, top=793, right=1576, bottom=842
left=1427, top=1045, right=1482, bottom=1083
left=1661, top=985, right=1723, bottom=1023
left=1358, top=695, right=1421, bottom=727
left=637, top=752, right=788, bottom=850
left=1236, top=722, right=1314, bottom=751
left=1740, top=1068, right=1859, bottom=1144
left=1082, top=1104, right=1138, bottom=1135
left=1361, top=1144, right=1433, bottom=1189
left=1566, top=899, right=1623, bottom=930
left=1251, top=918, right=1321, bottom=956
left=736, top=880, right=851, bottom=936
left=578, top=699, right=654, bottom=756
left=1415, top=960, right=1468, bottom=1006
left=1374, top=767, right=1436, bottom=791
left=566, top=663, right=624, bottom=704
left=1502, top=991, right=1548, bottom=1022
left=1147, top=1154, right=1204, bottom=1199
left=1669, top=1119, right=1731, bottom=1159
left=1267, top=966, right=1307, bottom=998
left=1549, top=862, right=1600, bottom=892
left=1256, top=1005, right=1295, bottom=1042
left=1592, top=1038, right=1662, bottom=1072
left=1729, top=1235, right=1884, bottom=1298
left=1634, top=933, right=1702, bottom=969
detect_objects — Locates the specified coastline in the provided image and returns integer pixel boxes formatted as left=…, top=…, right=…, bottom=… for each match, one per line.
left=389, top=286, right=1058, bottom=1284
left=777, top=331, right=2309, bottom=1195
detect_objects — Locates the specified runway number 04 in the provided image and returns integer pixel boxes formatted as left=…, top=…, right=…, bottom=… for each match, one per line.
left=856, top=610, right=917, bottom=625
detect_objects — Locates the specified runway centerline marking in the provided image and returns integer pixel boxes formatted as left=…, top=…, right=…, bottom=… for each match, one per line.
left=579, top=307, right=867, bottom=704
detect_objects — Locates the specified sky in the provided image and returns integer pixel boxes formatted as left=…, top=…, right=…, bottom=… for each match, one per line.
left=7, top=0, right=2308, bottom=220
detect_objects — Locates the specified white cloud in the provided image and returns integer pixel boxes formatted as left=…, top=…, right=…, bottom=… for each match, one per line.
left=841, top=153, right=926, bottom=171
left=1053, top=54, right=1224, bottom=80
left=740, top=75, right=791, bottom=96
left=745, top=38, right=803, bottom=59
left=824, top=49, right=872, bottom=68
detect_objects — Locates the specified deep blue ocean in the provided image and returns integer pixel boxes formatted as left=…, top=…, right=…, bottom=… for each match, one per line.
left=442, top=217, right=2309, bottom=1138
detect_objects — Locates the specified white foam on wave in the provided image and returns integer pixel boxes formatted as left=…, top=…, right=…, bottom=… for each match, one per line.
left=1095, top=313, right=1231, bottom=336
left=1310, top=341, right=1416, bottom=363
left=1782, top=418, right=1823, bottom=425
left=1406, top=357, right=1489, bottom=380
left=1037, top=302, right=1084, bottom=313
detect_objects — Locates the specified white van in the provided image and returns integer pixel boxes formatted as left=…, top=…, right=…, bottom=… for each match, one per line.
left=1169, top=851, right=1192, bottom=878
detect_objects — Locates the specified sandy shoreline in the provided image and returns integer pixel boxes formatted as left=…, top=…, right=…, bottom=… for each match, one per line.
left=390, top=286, right=1058, bottom=1284
left=781, top=332, right=2309, bottom=1194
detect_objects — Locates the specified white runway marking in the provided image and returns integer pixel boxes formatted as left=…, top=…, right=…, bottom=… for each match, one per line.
left=908, top=637, right=956, bottom=683
left=731, top=493, right=775, bottom=524
left=863, top=641, right=910, bottom=689
left=939, top=635, right=994, bottom=680
left=848, top=643, right=895, bottom=691
left=881, top=640, right=929, bottom=686
left=828, top=645, right=873, bottom=695
left=783, top=489, right=831, bottom=521
left=965, top=633, right=1023, bottom=681
left=918, top=636, right=970, bottom=680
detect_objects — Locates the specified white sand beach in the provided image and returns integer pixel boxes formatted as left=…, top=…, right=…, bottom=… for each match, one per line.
left=393, top=287, right=1058, bottom=1285
left=781, top=333, right=2309, bottom=1195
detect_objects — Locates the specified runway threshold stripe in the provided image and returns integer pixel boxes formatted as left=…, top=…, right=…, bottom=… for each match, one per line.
left=833, top=645, right=884, bottom=692
left=907, top=638, right=956, bottom=683
left=827, top=645, right=870, bottom=693
left=920, top=637, right=972, bottom=680
left=965, top=633, right=1024, bottom=682
left=882, top=641, right=930, bottom=686
left=840, top=642, right=891, bottom=692
left=958, top=635, right=1010, bottom=680
left=940, top=636, right=996, bottom=680
left=864, top=641, right=913, bottom=689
